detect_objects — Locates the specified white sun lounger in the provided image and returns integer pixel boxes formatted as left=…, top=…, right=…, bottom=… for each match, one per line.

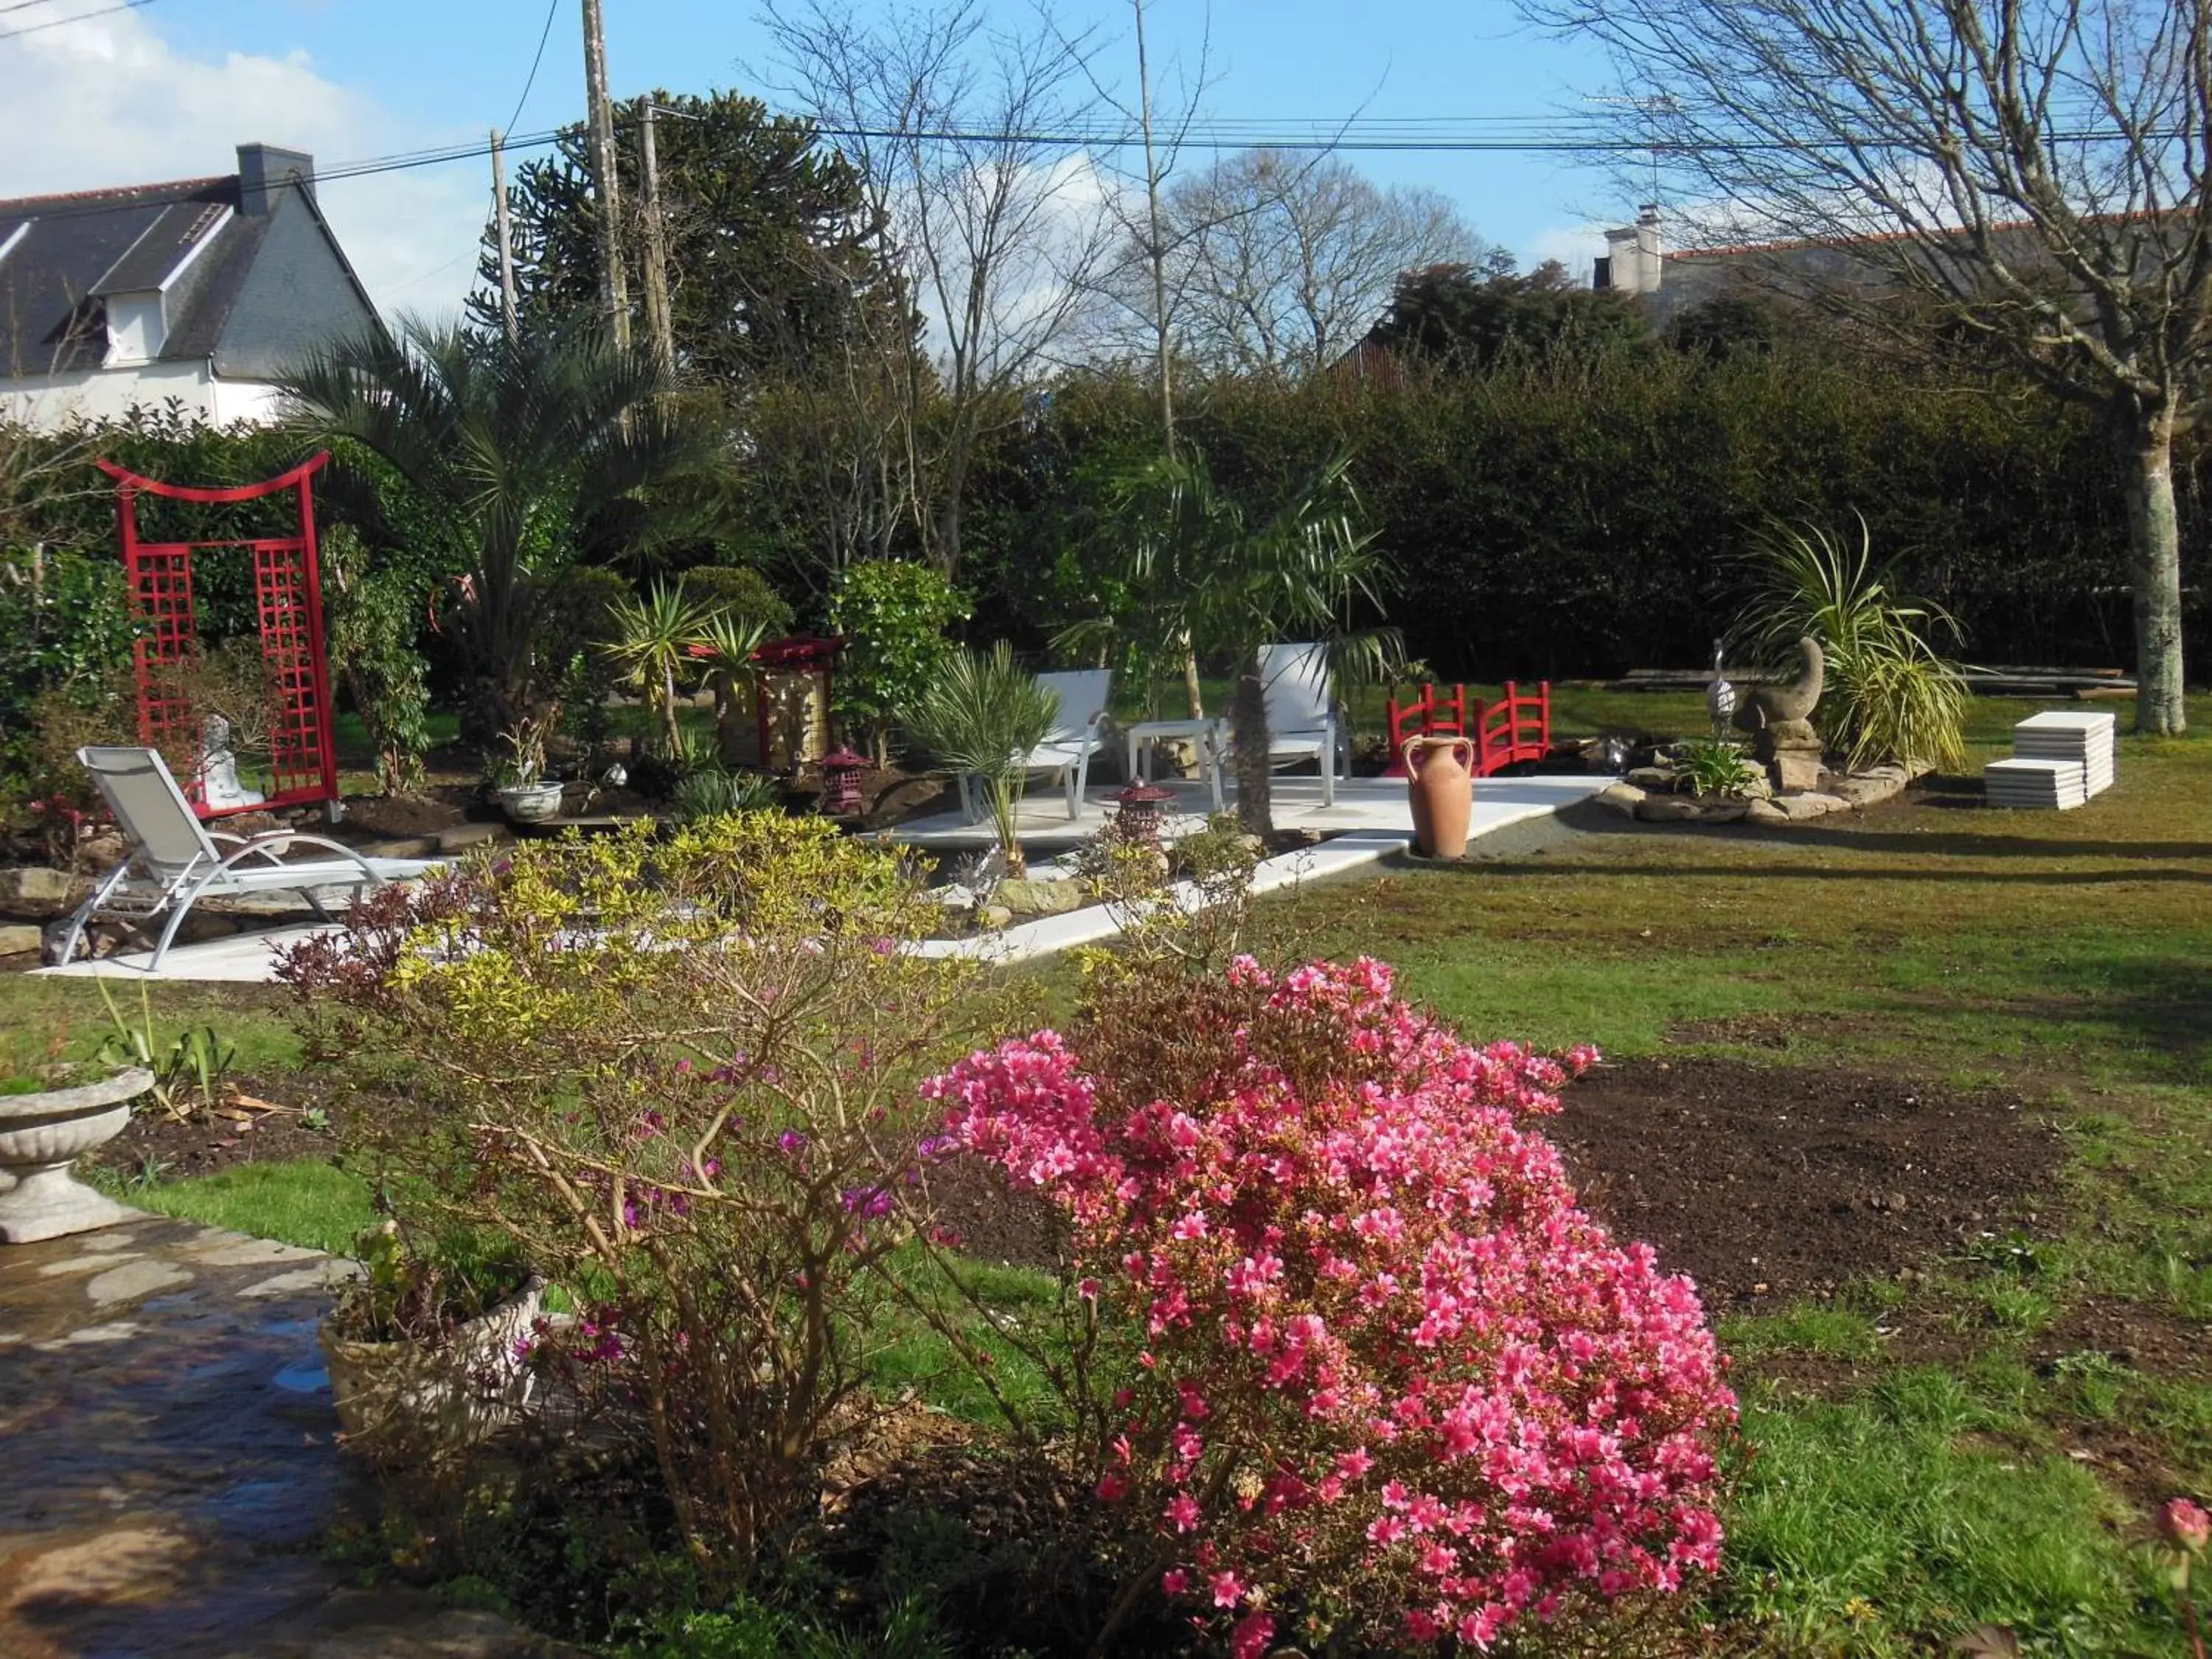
left=54, top=745, right=442, bottom=971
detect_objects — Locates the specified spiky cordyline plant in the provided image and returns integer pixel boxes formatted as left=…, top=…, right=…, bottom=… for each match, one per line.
left=1736, top=516, right=1971, bottom=774
left=603, top=581, right=723, bottom=759
left=908, top=644, right=1059, bottom=876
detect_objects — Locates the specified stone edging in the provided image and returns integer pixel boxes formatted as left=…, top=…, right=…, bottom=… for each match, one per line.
left=1596, top=763, right=1916, bottom=827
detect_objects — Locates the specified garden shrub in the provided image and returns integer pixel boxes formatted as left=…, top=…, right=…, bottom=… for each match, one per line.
left=279, top=816, right=1000, bottom=1582
left=827, top=560, right=970, bottom=759
left=924, top=954, right=1736, bottom=1655
left=324, top=525, right=432, bottom=794
left=681, top=565, right=797, bottom=639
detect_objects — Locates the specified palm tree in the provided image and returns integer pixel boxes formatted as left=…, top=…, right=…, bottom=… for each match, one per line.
left=1062, top=448, right=1397, bottom=835
left=278, top=319, right=721, bottom=741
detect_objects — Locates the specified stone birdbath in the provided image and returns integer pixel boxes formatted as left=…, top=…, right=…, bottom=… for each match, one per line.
left=0, top=1067, right=152, bottom=1244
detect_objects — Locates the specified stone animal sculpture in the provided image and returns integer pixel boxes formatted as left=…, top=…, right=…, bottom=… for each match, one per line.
left=1732, top=636, right=1824, bottom=734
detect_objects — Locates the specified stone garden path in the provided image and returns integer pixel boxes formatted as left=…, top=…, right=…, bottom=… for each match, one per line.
left=0, top=1212, right=567, bottom=1658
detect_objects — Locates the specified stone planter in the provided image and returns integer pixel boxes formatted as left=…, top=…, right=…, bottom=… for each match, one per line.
left=0, top=1067, right=152, bottom=1244
left=496, top=782, right=565, bottom=824
left=319, top=1278, right=545, bottom=1463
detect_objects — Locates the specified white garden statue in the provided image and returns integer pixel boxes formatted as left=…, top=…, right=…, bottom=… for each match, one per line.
left=197, top=714, right=265, bottom=810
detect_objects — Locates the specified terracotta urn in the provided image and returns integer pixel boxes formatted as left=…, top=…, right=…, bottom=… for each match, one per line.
left=1404, top=736, right=1475, bottom=859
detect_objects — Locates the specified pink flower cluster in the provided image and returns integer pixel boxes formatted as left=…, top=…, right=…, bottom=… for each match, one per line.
left=926, top=956, right=1736, bottom=1652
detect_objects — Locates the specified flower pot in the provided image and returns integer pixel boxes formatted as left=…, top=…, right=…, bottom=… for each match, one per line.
left=497, top=782, right=565, bottom=824
left=1404, top=736, right=1475, bottom=860
left=0, top=1067, right=152, bottom=1244
left=319, top=1278, right=545, bottom=1463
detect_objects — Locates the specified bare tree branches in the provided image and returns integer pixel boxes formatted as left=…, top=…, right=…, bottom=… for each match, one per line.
left=1526, top=0, right=2212, bottom=731
left=1087, top=148, right=1491, bottom=379
left=758, top=0, right=1115, bottom=574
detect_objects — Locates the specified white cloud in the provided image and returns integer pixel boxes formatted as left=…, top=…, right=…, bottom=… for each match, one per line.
left=1526, top=223, right=1610, bottom=282
left=0, top=9, right=485, bottom=319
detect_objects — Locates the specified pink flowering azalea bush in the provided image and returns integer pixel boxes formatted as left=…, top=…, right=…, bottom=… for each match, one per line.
left=924, top=954, right=1736, bottom=1653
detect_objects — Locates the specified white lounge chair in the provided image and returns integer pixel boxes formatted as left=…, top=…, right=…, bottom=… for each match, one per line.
left=54, top=746, right=442, bottom=971
left=1221, top=643, right=1347, bottom=808
left=958, top=669, right=1112, bottom=824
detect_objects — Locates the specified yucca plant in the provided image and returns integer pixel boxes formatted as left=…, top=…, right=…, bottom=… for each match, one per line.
left=672, top=765, right=783, bottom=823
left=604, top=581, right=722, bottom=758
left=694, top=610, right=769, bottom=766
left=1736, top=516, right=1971, bottom=774
left=908, top=644, right=1060, bottom=875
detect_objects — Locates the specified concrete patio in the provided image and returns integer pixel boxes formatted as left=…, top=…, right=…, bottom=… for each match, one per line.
left=38, top=774, right=1608, bottom=984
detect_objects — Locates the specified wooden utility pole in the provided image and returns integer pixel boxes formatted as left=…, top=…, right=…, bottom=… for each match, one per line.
left=638, top=100, right=675, bottom=377
left=490, top=128, right=520, bottom=344
left=580, top=0, right=630, bottom=347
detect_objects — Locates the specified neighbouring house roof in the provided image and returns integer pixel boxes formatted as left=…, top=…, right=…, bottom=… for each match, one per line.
left=0, top=145, right=381, bottom=381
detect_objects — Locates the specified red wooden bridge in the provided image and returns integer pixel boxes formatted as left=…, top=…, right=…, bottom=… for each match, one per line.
left=1385, top=681, right=1553, bottom=778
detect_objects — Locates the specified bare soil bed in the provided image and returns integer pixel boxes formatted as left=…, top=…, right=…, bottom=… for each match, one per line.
left=1551, top=1056, right=2062, bottom=1310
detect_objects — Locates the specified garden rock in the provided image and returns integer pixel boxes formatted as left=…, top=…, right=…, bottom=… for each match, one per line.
left=435, top=822, right=506, bottom=854
left=1635, top=795, right=1703, bottom=823
left=997, top=878, right=1088, bottom=919
left=1770, top=795, right=1834, bottom=821
left=1824, top=771, right=1906, bottom=809
left=979, top=904, right=1014, bottom=931
left=0, top=866, right=72, bottom=911
left=0, top=924, right=41, bottom=956
left=1595, top=782, right=1646, bottom=816
left=1692, top=800, right=1750, bottom=824
left=1745, top=799, right=1791, bottom=827
left=1625, top=766, right=1674, bottom=791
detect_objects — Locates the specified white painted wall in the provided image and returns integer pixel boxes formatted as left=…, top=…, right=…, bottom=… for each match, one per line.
left=0, top=361, right=285, bottom=431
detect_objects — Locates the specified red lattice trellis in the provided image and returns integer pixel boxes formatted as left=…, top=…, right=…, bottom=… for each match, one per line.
left=97, top=453, right=340, bottom=818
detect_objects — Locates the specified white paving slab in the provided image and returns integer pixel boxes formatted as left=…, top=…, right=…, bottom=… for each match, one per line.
left=888, top=771, right=1595, bottom=848
left=35, top=776, right=1607, bottom=981
left=38, top=922, right=331, bottom=984
left=911, top=775, right=1607, bottom=966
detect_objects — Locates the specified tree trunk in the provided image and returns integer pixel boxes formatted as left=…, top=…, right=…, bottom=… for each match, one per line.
left=2121, top=415, right=2188, bottom=736
left=1229, top=647, right=1272, bottom=835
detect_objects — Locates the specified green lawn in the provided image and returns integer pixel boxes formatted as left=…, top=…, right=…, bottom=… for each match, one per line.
left=10, top=692, right=2205, bottom=1654
left=1287, top=698, right=2212, bottom=1655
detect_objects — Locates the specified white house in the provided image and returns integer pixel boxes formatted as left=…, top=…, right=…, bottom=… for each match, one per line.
left=0, top=144, right=381, bottom=431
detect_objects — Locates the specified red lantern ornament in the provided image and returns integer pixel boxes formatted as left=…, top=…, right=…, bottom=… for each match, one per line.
left=1113, top=778, right=1175, bottom=848
left=820, top=745, right=869, bottom=817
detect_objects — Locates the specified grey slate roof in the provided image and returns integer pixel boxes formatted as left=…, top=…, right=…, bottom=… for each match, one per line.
left=0, top=148, right=380, bottom=380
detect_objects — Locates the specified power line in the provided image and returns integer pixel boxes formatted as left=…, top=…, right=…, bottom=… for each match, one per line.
left=1, top=113, right=2190, bottom=226
left=0, top=0, right=162, bottom=40
left=501, top=0, right=562, bottom=139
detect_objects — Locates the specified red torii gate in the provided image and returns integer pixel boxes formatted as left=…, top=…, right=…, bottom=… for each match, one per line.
left=97, top=453, right=342, bottom=819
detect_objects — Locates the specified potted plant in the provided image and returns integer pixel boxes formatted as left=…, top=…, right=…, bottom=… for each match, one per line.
left=319, top=1220, right=545, bottom=1463
left=0, top=1034, right=153, bottom=1243
left=493, top=715, right=564, bottom=823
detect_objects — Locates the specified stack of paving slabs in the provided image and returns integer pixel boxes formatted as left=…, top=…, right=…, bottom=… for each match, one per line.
left=1983, top=710, right=2115, bottom=810
left=2013, top=710, right=2117, bottom=796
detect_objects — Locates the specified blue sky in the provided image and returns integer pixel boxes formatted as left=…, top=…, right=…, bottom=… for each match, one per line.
left=1, top=0, right=1635, bottom=316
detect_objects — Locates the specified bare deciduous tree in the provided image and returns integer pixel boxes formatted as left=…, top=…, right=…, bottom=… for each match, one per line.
left=1526, top=0, right=2212, bottom=734
left=1090, top=149, right=1489, bottom=379
left=759, top=0, right=1113, bottom=577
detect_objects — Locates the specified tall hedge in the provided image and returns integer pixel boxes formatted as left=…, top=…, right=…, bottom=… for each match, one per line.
left=955, top=352, right=2188, bottom=679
